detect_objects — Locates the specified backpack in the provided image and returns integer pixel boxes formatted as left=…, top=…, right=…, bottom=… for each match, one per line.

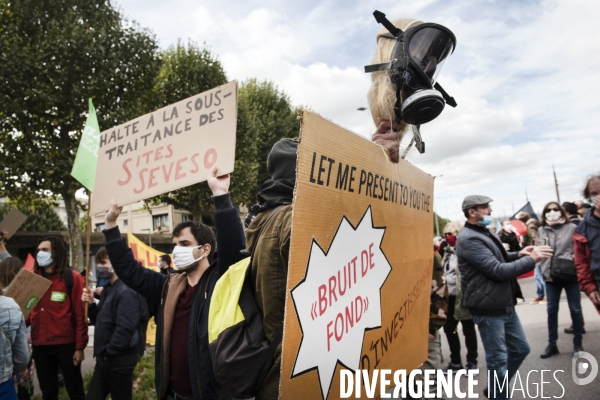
left=108, top=289, right=150, bottom=357
left=208, top=206, right=284, bottom=399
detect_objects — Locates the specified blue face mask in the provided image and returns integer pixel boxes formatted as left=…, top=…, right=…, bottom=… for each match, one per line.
left=476, top=211, right=493, bottom=227
left=36, top=251, right=53, bottom=267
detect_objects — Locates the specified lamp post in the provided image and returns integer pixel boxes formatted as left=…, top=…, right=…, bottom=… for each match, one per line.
left=141, top=228, right=152, bottom=248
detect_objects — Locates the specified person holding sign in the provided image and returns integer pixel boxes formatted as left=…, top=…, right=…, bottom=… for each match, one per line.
left=244, top=138, right=297, bottom=399
left=28, top=237, right=88, bottom=400
left=101, top=166, right=246, bottom=400
left=366, top=14, right=456, bottom=395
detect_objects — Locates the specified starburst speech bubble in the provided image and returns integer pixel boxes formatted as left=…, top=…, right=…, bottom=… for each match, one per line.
left=291, top=206, right=391, bottom=399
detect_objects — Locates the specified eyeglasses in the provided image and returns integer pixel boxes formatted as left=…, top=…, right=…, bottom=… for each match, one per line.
left=444, top=232, right=456, bottom=236
left=547, top=207, right=560, bottom=212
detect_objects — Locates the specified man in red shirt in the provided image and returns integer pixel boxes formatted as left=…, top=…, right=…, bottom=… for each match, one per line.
left=27, top=236, right=88, bottom=400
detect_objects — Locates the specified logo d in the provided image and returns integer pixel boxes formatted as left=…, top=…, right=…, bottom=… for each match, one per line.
left=572, top=351, right=598, bottom=385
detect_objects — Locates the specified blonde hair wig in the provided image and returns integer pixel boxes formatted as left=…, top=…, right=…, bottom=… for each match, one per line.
left=367, top=18, right=423, bottom=140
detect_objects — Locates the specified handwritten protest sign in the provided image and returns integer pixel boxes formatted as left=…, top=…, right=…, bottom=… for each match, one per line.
left=0, top=207, right=27, bottom=239
left=90, top=81, right=238, bottom=215
left=280, top=111, right=434, bottom=399
left=4, top=268, right=52, bottom=318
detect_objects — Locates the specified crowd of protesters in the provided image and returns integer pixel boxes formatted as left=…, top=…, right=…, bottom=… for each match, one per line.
left=430, top=174, right=600, bottom=399
left=1, top=9, right=599, bottom=400
left=1, top=148, right=599, bottom=400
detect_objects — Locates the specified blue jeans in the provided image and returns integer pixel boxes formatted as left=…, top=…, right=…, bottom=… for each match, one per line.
left=0, top=378, right=18, bottom=400
left=534, top=264, right=546, bottom=299
left=545, top=280, right=583, bottom=346
left=473, top=313, right=530, bottom=399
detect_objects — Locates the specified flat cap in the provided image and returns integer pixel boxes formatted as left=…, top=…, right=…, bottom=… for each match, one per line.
left=462, top=195, right=493, bottom=211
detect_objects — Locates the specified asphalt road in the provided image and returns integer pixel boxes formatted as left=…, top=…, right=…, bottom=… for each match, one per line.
left=33, top=278, right=598, bottom=399
left=422, top=277, right=600, bottom=400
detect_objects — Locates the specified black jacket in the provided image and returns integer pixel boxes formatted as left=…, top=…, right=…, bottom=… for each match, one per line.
left=88, top=278, right=141, bottom=357
left=457, top=222, right=535, bottom=316
left=103, top=193, right=246, bottom=400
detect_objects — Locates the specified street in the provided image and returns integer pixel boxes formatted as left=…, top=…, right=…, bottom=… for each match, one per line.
left=424, top=277, right=600, bottom=399
left=33, top=278, right=598, bottom=399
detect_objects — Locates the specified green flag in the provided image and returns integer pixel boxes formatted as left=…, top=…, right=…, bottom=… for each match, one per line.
left=71, top=99, right=100, bottom=192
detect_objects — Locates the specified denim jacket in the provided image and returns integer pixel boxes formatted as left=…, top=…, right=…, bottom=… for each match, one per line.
left=0, top=296, right=29, bottom=383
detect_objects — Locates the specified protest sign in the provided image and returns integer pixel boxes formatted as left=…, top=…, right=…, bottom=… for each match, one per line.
left=127, top=232, right=172, bottom=272
left=90, top=81, right=238, bottom=215
left=4, top=268, right=52, bottom=318
left=280, top=111, right=434, bottom=399
left=0, top=207, right=27, bottom=239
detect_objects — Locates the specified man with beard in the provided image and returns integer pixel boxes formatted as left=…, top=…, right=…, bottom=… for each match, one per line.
left=101, top=167, right=246, bottom=400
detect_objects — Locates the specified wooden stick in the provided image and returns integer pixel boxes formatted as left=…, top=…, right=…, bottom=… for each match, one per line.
left=84, top=193, right=93, bottom=321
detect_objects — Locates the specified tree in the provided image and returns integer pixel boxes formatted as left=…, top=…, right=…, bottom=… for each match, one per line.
left=434, top=212, right=450, bottom=236
left=145, top=41, right=229, bottom=223
left=0, top=203, right=66, bottom=232
left=0, top=0, right=160, bottom=268
left=148, top=53, right=302, bottom=221
left=237, top=79, right=302, bottom=207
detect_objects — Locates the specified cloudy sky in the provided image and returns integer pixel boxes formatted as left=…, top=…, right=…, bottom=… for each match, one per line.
left=115, top=0, right=599, bottom=221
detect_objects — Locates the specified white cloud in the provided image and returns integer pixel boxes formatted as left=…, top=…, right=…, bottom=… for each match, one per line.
left=115, top=0, right=600, bottom=219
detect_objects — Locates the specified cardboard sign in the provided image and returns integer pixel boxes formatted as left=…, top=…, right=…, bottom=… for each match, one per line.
left=280, top=111, right=434, bottom=399
left=0, top=207, right=27, bottom=239
left=90, top=81, right=238, bottom=215
left=4, top=268, right=52, bottom=318
left=127, top=232, right=171, bottom=272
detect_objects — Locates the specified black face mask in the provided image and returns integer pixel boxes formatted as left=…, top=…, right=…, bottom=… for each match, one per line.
left=365, top=11, right=458, bottom=150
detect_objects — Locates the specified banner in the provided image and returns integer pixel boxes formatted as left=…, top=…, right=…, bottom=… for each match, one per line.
left=90, top=81, right=238, bottom=215
left=71, top=98, right=101, bottom=192
left=127, top=232, right=169, bottom=272
left=280, top=111, right=434, bottom=399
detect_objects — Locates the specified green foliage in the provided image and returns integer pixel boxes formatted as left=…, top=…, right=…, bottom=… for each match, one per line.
left=145, top=41, right=228, bottom=222
left=132, top=351, right=157, bottom=399
left=236, top=79, right=302, bottom=207
left=0, top=0, right=161, bottom=267
left=0, top=0, right=160, bottom=200
left=147, top=43, right=301, bottom=221
left=434, top=212, right=450, bottom=236
left=0, top=202, right=66, bottom=232
left=79, top=215, right=88, bottom=232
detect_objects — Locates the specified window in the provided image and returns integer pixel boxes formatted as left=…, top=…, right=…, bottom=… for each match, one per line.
left=153, top=214, right=169, bottom=231
left=123, top=219, right=128, bottom=226
left=181, top=214, right=193, bottom=222
left=95, top=223, right=106, bottom=232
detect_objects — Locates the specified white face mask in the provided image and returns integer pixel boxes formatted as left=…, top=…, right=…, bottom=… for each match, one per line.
left=545, top=210, right=561, bottom=222
left=172, top=244, right=205, bottom=268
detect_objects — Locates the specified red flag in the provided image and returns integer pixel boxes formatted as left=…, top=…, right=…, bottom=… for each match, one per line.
left=24, top=253, right=35, bottom=272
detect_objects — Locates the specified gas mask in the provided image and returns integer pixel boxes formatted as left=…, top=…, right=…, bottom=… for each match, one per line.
left=365, top=11, right=457, bottom=153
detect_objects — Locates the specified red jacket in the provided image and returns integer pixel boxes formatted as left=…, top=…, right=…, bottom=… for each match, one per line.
left=573, top=232, right=600, bottom=314
left=26, top=269, right=89, bottom=349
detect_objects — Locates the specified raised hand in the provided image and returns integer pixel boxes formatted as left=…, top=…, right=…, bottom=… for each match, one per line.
left=105, top=199, right=123, bottom=229
left=371, top=120, right=401, bottom=163
left=207, top=166, right=230, bottom=196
